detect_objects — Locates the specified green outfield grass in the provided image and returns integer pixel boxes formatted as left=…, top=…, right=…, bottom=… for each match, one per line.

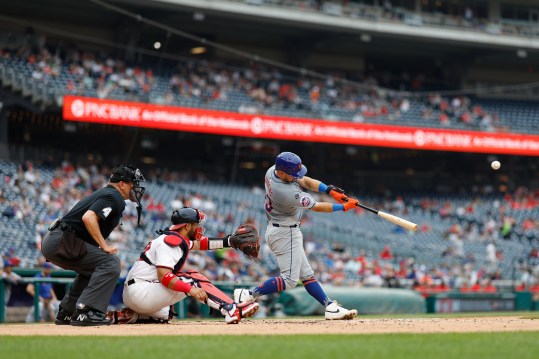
left=1, top=332, right=538, bottom=359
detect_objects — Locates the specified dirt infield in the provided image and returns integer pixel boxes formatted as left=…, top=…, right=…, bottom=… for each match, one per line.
left=0, top=316, right=537, bottom=336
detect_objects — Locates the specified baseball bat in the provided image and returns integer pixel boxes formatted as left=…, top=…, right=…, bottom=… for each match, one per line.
left=355, top=203, right=418, bottom=231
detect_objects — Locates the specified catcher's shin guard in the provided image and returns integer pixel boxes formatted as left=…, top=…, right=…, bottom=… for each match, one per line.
left=106, top=308, right=169, bottom=324
left=178, top=270, right=234, bottom=310
left=106, top=308, right=140, bottom=324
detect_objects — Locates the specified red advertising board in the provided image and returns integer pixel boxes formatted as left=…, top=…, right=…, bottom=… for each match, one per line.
left=63, top=96, right=539, bottom=156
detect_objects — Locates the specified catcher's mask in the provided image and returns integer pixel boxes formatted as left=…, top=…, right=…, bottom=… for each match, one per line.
left=110, top=165, right=146, bottom=225
left=275, top=152, right=307, bottom=179
left=169, top=207, right=206, bottom=240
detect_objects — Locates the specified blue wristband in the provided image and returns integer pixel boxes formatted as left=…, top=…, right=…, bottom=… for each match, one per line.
left=332, top=204, right=344, bottom=212
left=318, top=183, right=328, bottom=193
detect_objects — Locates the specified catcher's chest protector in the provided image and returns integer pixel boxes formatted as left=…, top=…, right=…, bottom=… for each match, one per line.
left=163, top=231, right=191, bottom=273
left=179, top=270, right=234, bottom=305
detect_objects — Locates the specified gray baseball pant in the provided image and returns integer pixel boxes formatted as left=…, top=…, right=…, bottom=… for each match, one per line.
left=266, top=225, right=315, bottom=288
left=41, top=229, right=121, bottom=314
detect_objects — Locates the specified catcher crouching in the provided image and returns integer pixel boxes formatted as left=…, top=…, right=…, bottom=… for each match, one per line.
left=108, top=208, right=260, bottom=324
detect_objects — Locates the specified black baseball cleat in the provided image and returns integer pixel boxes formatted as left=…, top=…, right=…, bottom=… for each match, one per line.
left=70, top=304, right=111, bottom=326
left=55, top=307, right=73, bottom=325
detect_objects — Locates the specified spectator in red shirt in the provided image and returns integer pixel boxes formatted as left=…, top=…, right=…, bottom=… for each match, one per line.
left=483, top=281, right=497, bottom=293
left=435, top=282, right=450, bottom=292
left=471, top=281, right=482, bottom=292
left=379, top=245, right=393, bottom=260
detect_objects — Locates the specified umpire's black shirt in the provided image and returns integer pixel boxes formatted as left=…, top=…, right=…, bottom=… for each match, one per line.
left=61, top=185, right=126, bottom=246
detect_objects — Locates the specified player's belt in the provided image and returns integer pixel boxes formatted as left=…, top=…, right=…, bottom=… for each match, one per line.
left=126, top=278, right=158, bottom=286
left=270, top=223, right=299, bottom=228
left=48, top=218, right=75, bottom=233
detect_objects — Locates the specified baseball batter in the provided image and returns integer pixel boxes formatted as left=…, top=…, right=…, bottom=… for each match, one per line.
left=235, top=152, right=359, bottom=320
left=111, top=208, right=259, bottom=324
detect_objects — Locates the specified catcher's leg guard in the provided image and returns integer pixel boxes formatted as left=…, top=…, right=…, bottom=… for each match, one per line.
left=106, top=308, right=169, bottom=324
left=221, top=301, right=260, bottom=324
left=178, top=270, right=234, bottom=310
left=178, top=271, right=259, bottom=322
left=106, top=307, right=140, bottom=324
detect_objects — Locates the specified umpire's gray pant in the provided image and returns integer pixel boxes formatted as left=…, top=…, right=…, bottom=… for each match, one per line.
left=41, top=229, right=121, bottom=314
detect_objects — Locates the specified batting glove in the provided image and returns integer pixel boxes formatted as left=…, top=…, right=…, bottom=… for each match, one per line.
left=326, top=185, right=348, bottom=203
left=343, top=198, right=359, bottom=211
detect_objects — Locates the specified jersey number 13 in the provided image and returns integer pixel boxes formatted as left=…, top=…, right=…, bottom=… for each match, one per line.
left=264, top=195, right=273, bottom=212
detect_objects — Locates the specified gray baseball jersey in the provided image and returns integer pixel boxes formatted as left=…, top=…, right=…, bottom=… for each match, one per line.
left=264, top=165, right=316, bottom=226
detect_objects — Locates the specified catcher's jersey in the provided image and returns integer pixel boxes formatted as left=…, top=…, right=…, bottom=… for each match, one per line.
left=126, top=233, right=193, bottom=282
left=264, top=165, right=315, bottom=226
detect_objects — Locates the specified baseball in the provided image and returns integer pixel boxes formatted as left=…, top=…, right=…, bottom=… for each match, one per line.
left=491, top=160, right=501, bottom=170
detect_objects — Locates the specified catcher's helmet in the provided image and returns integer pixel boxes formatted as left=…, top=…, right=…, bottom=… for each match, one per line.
left=169, top=207, right=206, bottom=234
left=275, top=152, right=307, bottom=178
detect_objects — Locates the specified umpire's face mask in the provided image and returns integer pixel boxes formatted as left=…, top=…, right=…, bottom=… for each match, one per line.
left=130, top=171, right=146, bottom=226
left=111, top=165, right=146, bottom=226
left=129, top=182, right=145, bottom=206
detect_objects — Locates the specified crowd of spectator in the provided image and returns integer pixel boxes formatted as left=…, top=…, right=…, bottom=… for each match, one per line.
left=1, top=31, right=518, bottom=134
left=421, top=194, right=538, bottom=241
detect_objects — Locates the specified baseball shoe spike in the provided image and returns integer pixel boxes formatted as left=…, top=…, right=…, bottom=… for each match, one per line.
left=238, top=301, right=259, bottom=318
left=325, top=301, right=358, bottom=320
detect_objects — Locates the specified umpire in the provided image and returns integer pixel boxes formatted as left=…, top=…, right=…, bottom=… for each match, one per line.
left=41, top=165, right=145, bottom=326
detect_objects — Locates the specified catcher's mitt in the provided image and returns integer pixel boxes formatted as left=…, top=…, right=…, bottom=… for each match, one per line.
left=229, top=223, right=260, bottom=260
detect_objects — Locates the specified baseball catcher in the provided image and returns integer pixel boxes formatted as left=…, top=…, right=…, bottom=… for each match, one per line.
left=108, top=208, right=259, bottom=324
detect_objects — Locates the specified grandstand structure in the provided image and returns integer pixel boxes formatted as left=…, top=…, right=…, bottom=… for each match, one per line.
left=0, top=0, right=538, bottom=293
left=1, top=47, right=538, bottom=134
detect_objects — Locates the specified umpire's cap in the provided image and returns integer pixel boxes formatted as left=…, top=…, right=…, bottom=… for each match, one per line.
left=109, top=165, right=145, bottom=186
left=169, top=208, right=204, bottom=231
left=275, top=152, right=307, bottom=178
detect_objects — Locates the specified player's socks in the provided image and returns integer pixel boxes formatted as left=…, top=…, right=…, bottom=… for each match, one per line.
left=302, top=278, right=331, bottom=306
left=252, top=276, right=286, bottom=296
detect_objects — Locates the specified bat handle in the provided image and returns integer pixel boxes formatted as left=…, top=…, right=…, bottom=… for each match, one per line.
left=355, top=202, right=379, bottom=215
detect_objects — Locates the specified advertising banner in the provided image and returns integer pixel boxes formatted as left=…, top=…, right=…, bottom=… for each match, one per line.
left=63, top=96, right=539, bottom=156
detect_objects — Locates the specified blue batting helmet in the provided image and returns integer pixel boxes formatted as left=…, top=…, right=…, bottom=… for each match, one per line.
left=275, top=152, right=307, bottom=178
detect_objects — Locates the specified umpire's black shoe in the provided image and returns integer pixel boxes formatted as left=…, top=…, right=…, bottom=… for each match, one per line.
left=70, top=305, right=111, bottom=326
left=55, top=307, right=73, bottom=325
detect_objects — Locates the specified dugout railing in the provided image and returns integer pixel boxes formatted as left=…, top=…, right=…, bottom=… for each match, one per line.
left=0, top=277, right=75, bottom=323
